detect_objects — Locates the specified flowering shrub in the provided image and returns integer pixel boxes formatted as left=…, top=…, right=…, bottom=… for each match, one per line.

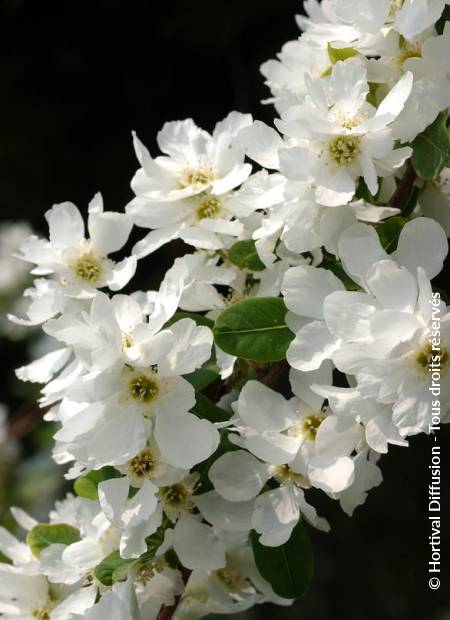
left=1, top=1, right=450, bottom=618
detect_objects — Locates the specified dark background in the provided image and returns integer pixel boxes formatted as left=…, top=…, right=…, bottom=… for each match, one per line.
left=0, top=1, right=448, bottom=619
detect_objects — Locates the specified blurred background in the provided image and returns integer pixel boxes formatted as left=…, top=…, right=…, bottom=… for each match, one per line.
left=0, top=1, right=448, bottom=618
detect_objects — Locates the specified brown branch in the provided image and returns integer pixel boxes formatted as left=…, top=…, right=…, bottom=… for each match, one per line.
left=156, top=568, right=191, bottom=620
left=259, top=360, right=289, bottom=389
left=388, top=160, right=417, bottom=213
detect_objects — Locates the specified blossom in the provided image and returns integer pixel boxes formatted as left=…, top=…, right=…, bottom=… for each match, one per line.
left=11, top=195, right=136, bottom=330
left=127, top=113, right=254, bottom=257
left=276, top=58, right=413, bottom=206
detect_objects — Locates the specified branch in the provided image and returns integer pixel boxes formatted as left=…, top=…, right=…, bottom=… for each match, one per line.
left=259, top=360, right=289, bottom=388
left=156, top=568, right=191, bottom=620
left=388, top=160, right=417, bottom=213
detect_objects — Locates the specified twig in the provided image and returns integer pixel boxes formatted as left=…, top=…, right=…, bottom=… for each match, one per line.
left=388, top=160, right=417, bottom=213
left=156, top=568, right=191, bottom=620
left=259, top=360, right=289, bottom=388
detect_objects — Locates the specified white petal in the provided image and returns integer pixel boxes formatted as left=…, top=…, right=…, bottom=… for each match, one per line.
left=155, top=412, right=219, bottom=469
left=238, top=381, right=296, bottom=432
left=289, top=361, right=333, bottom=411
left=287, top=321, right=339, bottom=371
left=394, top=217, right=448, bottom=280
left=193, top=491, right=254, bottom=532
left=16, top=347, right=71, bottom=384
left=45, top=202, right=84, bottom=250
left=88, top=198, right=134, bottom=255
left=162, top=319, right=213, bottom=376
left=209, top=450, right=270, bottom=501
left=238, top=121, right=284, bottom=169
left=245, top=432, right=302, bottom=465
left=107, top=256, right=137, bottom=291
left=282, top=264, right=344, bottom=320
left=338, top=223, right=388, bottom=285
left=132, top=224, right=184, bottom=259
left=366, top=260, right=417, bottom=312
left=308, top=456, right=355, bottom=493
left=173, top=515, right=226, bottom=570
left=98, top=477, right=129, bottom=527
left=252, top=486, right=299, bottom=547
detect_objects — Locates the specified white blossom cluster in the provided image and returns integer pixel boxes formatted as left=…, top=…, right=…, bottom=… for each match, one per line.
left=2, top=1, right=450, bottom=618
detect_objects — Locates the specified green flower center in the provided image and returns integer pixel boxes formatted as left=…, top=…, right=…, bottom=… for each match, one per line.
left=128, top=374, right=159, bottom=402
left=180, top=167, right=216, bottom=188
left=74, top=252, right=102, bottom=283
left=160, top=483, right=190, bottom=507
left=416, top=344, right=449, bottom=372
left=33, top=610, right=51, bottom=620
left=196, top=196, right=221, bottom=220
left=216, top=565, right=247, bottom=592
left=128, top=447, right=158, bottom=479
left=329, top=135, right=361, bottom=165
left=302, top=414, right=326, bottom=441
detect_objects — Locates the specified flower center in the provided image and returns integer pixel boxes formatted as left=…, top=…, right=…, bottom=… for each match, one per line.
left=122, top=333, right=134, bottom=349
left=215, top=565, right=247, bottom=592
left=160, top=483, right=190, bottom=508
left=398, top=45, right=421, bottom=67
left=128, top=374, right=159, bottom=402
left=33, top=609, right=51, bottom=620
left=180, top=167, right=216, bottom=189
left=74, top=252, right=102, bottom=284
left=331, top=110, right=366, bottom=129
left=302, top=414, right=326, bottom=441
left=416, top=343, right=449, bottom=373
left=328, top=135, right=361, bottom=165
left=127, top=447, right=159, bottom=480
left=196, top=196, right=221, bottom=220
left=273, top=464, right=309, bottom=487
left=135, top=558, right=165, bottom=586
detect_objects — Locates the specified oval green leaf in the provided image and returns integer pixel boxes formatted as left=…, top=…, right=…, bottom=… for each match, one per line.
left=26, top=524, right=80, bottom=558
left=213, top=297, right=294, bottom=363
left=94, top=550, right=134, bottom=586
left=251, top=522, right=314, bottom=599
left=411, top=113, right=450, bottom=180
left=228, top=240, right=265, bottom=272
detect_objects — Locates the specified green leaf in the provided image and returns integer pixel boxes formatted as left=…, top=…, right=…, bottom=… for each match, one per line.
left=94, top=551, right=134, bottom=586
left=74, top=467, right=119, bottom=500
left=327, top=42, right=359, bottom=64
left=376, top=216, right=408, bottom=253
left=192, top=392, right=229, bottom=423
left=320, top=254, right=360, bottom=291
left=436, top=5, right=450, bottom=34
left=213, top=297, right=294, bottom=363
left=411, top=113, right=450, bottom=180
left=228, top=240, right=265, bottom=272
left=164, top=312, right=214, bottom=330
left=251, top=522, right=314, bottom=599
left=184, top=367, right=219, bottom=391
left=26, top=524, right=80, bottom=558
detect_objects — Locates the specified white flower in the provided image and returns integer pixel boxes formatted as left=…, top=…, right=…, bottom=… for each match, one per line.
left=284, top=218, right=450, bottom=437
left=98, top=477, right=162, bottom=559
left=330, top=0, right=449, bottom=40
left=276, top=58, right=413, bottom=206
left=16, top=194, right=136, bottom=303
left=391, top=23, right=450, bottom=140
left=127, top=113, right=254, bottom=257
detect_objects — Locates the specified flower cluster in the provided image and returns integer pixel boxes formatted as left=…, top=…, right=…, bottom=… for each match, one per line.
left=2, top=1, right=450, bottom=619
